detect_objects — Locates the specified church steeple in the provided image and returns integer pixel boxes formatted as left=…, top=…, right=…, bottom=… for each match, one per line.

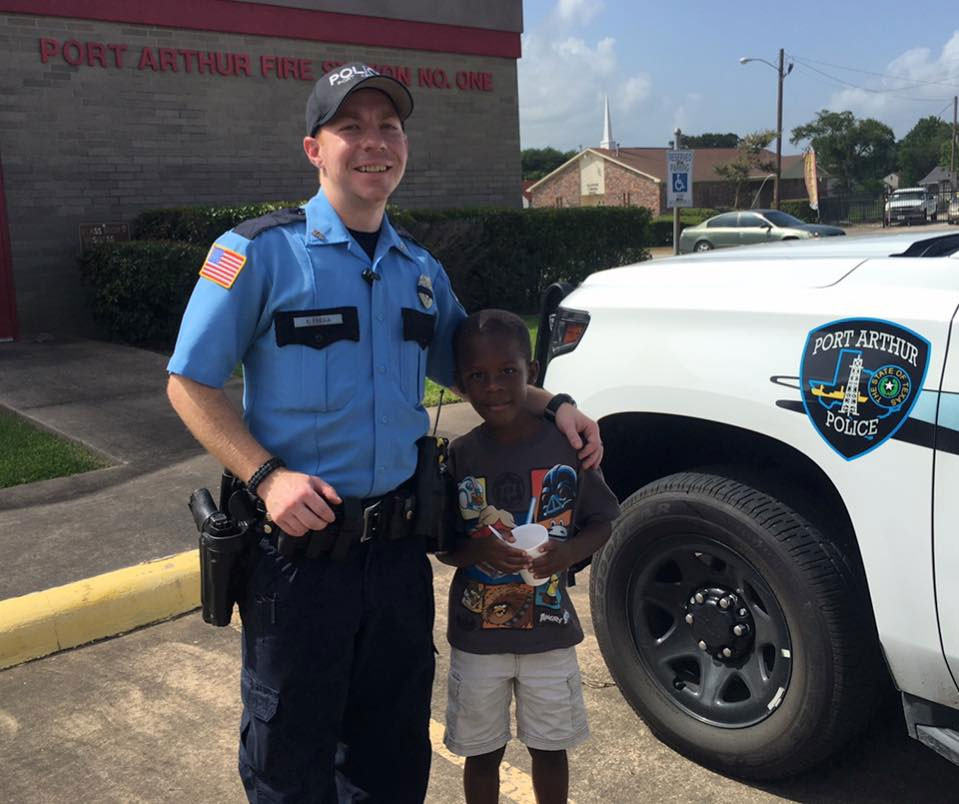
left=600, top=95, right=618, bottom=154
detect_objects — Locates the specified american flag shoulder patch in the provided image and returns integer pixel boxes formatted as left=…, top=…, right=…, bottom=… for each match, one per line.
left=199, top=244, right=247, bottom=289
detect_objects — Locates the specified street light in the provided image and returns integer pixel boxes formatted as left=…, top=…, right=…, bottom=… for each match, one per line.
left=739, top=49, right=793, bottom=209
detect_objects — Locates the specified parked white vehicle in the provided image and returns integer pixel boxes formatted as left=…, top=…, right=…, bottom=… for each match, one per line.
left=885, top=186, right=938, bottom=225
left=537, top=232, right=959, bottom=780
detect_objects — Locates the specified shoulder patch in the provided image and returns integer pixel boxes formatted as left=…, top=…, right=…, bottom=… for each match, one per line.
left=200, top=243, right=246, bottom=289
left=232, top=207, right=305, bottom=240
left=394, top=224, right=440, bottom=261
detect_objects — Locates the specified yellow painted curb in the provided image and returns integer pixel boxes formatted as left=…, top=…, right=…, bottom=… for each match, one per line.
left=0, top=550, right=200, bottom=670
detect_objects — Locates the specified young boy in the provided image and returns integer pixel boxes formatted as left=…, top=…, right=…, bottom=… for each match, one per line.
left=440, top=309, right=621, bottom=804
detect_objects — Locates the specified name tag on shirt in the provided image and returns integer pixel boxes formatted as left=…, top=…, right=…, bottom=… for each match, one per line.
left=294, top=314, right=343, bottom=328
left=274, top=307, right=359, bottom=350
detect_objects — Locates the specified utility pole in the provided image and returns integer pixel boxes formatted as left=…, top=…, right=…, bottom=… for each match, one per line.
left=775, top=48, right=784, bottom=210
left=952, top=95, right=957, bottom=177
left=673, top=128, right=682, bottom=256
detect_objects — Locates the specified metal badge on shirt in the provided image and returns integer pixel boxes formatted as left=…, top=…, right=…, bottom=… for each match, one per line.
left=417, top=275, right=434, bottom=309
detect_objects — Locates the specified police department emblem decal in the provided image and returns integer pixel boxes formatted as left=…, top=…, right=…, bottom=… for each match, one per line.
left=800, top=318, right=930, bottom=460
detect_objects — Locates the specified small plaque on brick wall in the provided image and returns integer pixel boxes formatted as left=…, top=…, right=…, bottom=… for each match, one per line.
left=79, top=222, right=130, bottom=254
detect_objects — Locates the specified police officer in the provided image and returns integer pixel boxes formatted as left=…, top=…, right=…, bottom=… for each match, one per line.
left=167, top=62, right=602, bottom=803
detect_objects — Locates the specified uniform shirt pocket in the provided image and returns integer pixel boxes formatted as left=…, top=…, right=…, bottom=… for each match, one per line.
left=273, top=307, right=360, bottom=411
left=399, top=307, right=436, bottom=405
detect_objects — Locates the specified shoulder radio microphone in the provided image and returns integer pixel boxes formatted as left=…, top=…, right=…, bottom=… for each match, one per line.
left=361, top=268, right=381, bottom=284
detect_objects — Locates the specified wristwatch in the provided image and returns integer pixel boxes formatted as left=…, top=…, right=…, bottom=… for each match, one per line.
left=543, top=393, right=576, bottom=423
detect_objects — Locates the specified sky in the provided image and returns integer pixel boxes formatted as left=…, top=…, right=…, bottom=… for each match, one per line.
left=517, top=0, right=959, bottom=154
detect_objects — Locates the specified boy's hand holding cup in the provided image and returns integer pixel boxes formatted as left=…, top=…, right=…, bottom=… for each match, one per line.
left=508, top=523, right=551, bottom=586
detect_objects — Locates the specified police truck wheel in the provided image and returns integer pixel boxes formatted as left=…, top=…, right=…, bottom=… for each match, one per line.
left=694, top=241, right=713, bottom=252
left=590, top=472, right=880, bottom=780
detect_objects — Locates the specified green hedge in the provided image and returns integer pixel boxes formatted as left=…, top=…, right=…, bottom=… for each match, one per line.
left=132, top=201, right=305, bottom=244
left=390, top=206, right=652, bottom=311
left=83, top=204, right=652, bottom=349
left=79, top=240, right=207, bottom=350
left=649, top=208, right=719, bottom=246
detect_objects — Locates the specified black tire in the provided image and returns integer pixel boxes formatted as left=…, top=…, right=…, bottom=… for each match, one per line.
left=694, top=240, right=713, bottom=252
left=590, top=472, right=880, bottom=780
left=932, top=211, right=938, bottom=222
left=922, top=210, right=928, bottom=224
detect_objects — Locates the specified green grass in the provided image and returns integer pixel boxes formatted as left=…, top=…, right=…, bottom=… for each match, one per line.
left=0, top=410, right=109, bottom=489
left=421, top=314, right=539, bottom=408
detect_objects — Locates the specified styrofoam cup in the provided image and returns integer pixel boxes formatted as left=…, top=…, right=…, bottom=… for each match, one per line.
left=508, top=523, right=550, bottom=586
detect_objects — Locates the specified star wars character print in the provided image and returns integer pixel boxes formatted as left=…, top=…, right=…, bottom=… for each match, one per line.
left=446, top=423, right=620, bottom=655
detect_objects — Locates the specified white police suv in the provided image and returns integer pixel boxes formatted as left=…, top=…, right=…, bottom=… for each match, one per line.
left=537, top=231, right=959, bottom=780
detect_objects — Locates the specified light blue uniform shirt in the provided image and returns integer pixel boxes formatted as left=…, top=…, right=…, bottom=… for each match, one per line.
left=168, top=189, right=466, bottom=498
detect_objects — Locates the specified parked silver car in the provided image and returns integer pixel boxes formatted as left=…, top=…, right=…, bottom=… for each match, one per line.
left=678, top=210, right=845, bottom=254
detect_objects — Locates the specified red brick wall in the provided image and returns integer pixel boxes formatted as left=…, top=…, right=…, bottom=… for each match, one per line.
left=529, top=159, right=661, bottom=214
left=529, top=165, right=581, bottom=208
left=603, top=162, right=661, bottom=215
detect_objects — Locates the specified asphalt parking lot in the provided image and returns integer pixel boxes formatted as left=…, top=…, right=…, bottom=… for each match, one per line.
left=1, top=559, right=957, bottom=804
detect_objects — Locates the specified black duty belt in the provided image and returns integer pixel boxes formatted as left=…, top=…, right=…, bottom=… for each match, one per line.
left=267, top=490, right=416, bottom=560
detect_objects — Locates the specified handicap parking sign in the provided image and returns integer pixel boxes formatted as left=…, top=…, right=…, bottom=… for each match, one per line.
left=666, top=149, right=693, bottom=208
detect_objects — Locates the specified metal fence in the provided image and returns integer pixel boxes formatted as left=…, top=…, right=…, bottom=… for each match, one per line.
left=817, top=195, right=884, bottom=225
left=817, top=188, right=957, bottom=225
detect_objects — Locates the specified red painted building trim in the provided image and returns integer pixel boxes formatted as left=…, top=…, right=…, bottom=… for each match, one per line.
left=0, top=152, right=18, bottom=341
left=1, top=1, right=521, bottom=59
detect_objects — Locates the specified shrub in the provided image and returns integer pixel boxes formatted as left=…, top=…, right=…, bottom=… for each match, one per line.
left=78, top=240, right=207, bottom=350
left=132, top=201, right=305, bottom=245
left=391, top=205, right=653, bottom=311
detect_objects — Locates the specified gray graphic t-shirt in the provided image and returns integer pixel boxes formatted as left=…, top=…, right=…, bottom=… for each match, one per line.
left=447, top=421, right=620, bottom=655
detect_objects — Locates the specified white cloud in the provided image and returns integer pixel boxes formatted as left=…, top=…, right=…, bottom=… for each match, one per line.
left=555, top=0, right=604, bottom=25
left=826, top=31, right=959, bottom=136
left=518, top=5, right=653, bottom=149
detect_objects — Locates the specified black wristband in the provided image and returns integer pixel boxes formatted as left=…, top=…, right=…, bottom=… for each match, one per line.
left=247, top=456, right=286, bottom=498
left=544, top=393, right=576, bottom=424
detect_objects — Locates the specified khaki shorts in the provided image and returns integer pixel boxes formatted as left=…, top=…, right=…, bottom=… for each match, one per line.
left=443, top=646, right=589, bottom=756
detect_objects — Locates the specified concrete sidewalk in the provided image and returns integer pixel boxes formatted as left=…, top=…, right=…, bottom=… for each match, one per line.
left=0, top=336, right=480, bottom=668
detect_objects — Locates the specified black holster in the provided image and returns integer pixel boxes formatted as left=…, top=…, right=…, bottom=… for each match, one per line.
left=189, top=481, right=252, bottom=627
left=412, top=435, right=457, bottom=554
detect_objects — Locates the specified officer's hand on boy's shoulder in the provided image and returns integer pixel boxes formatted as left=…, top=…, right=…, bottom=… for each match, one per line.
left=258, top=469, right=341, bottom=537
left=554, top=404, right=604, bottom=469
left=527, top=538, right=575, bottom=579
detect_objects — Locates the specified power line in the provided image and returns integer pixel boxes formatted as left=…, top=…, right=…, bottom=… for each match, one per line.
left=789, top=52, right=959, bottom=91
left=790, top=59, right=955, bottom=103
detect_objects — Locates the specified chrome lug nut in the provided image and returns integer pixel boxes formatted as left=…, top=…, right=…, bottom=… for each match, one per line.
left=739, top=608, right=747, bottom=616
left=698, top=640, right=708, bottom=651
left=721, top=647, right=733, bottom=658
left=685, top=614, right=694, bottom=625
left=733, top=624, right=746, bottom=636
left=694, top=592, right=705, bottom=604
left=689, top=596, right=696, bottom=605
left=719, top=597, right=730, bottom=609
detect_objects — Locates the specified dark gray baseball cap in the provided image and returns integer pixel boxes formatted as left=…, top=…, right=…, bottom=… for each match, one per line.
left=305, top=62, right=414, bottom=136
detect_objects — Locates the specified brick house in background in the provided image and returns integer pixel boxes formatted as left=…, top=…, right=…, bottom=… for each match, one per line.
left=527, top=147, right=820, bottom=213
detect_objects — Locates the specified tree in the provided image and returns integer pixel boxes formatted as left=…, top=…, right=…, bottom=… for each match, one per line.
left=790, top=110, right=896, bottom=194
left=522, top=147, right=578, bottom=181
left=713, top=130, right=776, bottom=208
left=682, top=132, right=740, bottom=148
left=897, top=116, right=952, bottom=185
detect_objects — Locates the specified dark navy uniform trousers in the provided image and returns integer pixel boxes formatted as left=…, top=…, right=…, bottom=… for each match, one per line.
left=237, top=533, right=435, bottom=802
